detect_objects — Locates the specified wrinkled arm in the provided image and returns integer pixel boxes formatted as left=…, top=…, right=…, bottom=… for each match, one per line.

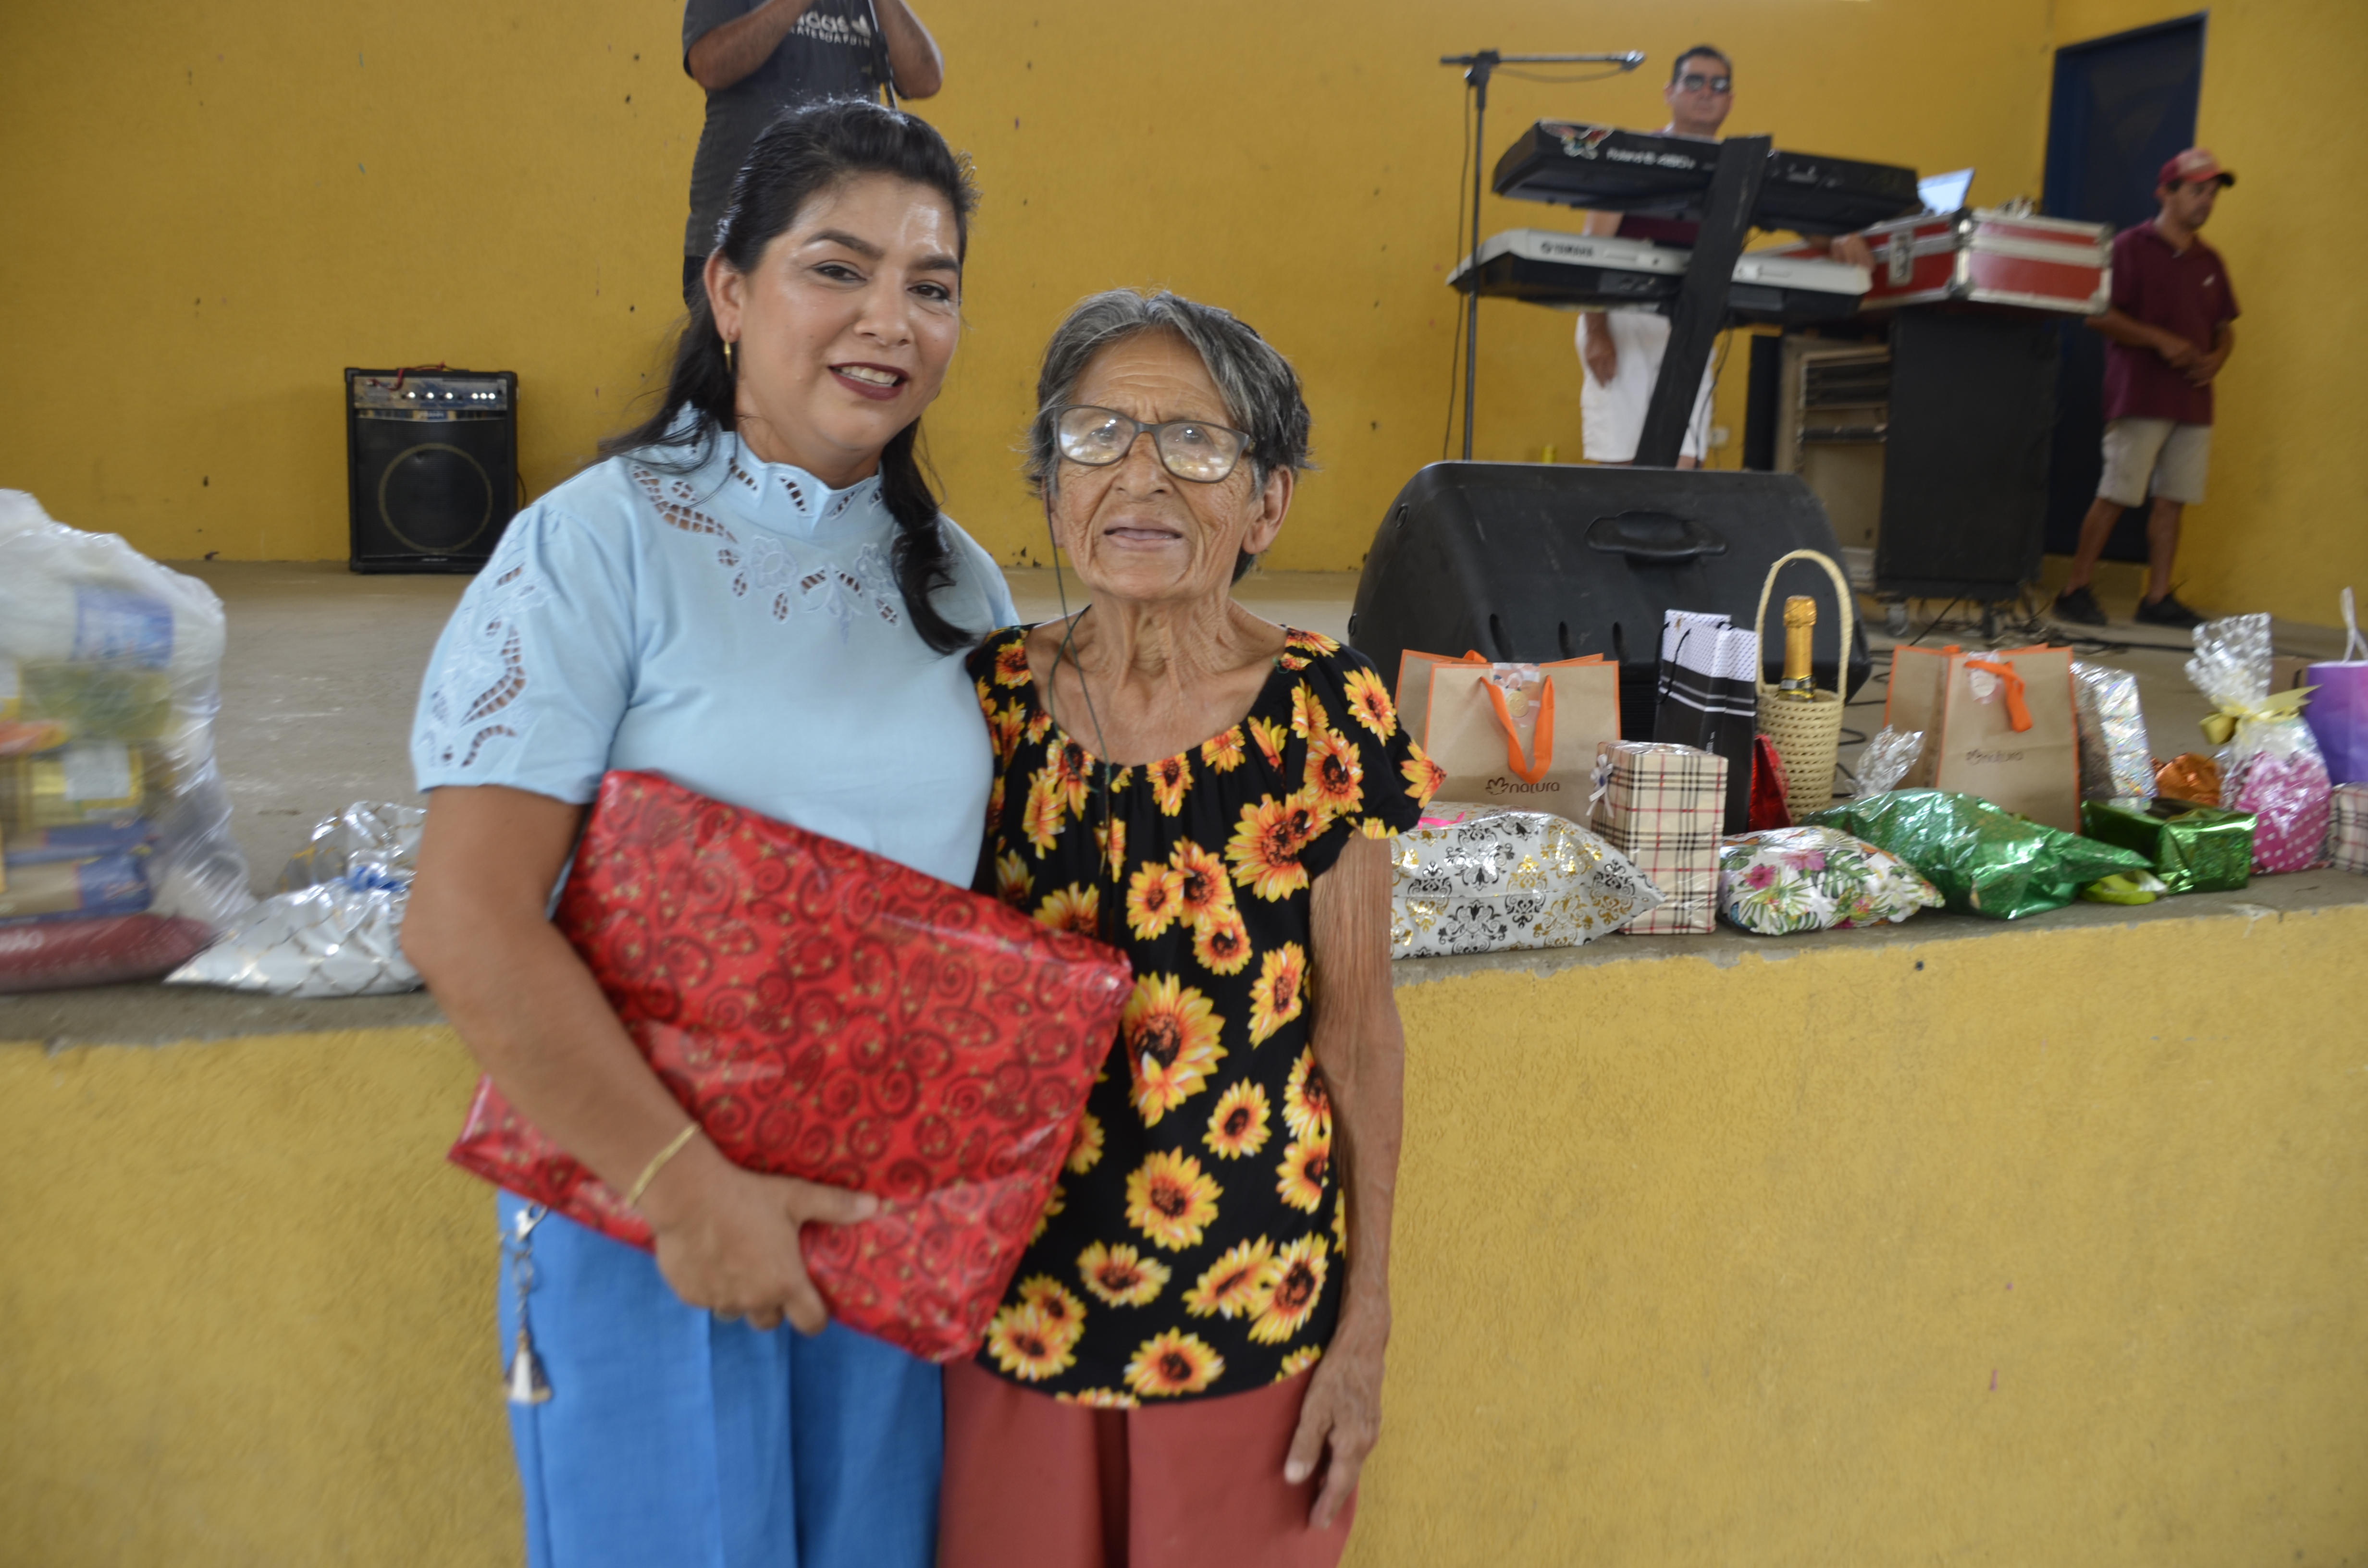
left=405, top=783, right=872, bottom=1332
left=1285, top=831, right=1403, bottom=1528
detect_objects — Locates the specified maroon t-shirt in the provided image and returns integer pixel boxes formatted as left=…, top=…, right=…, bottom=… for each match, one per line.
left=2103, top=220, right=2239, bottom=426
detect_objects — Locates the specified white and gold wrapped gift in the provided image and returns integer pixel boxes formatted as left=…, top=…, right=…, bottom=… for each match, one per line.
left=1389, top=802, right=1665, bottom=958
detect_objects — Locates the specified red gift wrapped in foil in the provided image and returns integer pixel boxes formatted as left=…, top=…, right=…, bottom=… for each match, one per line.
left=447, top=770, right=1132, bottom=1362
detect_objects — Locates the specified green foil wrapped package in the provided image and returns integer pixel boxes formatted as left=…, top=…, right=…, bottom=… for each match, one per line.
left=1806, top=790, right=2147, bottom=920
left=2078, top=797, right=2254, bottom=894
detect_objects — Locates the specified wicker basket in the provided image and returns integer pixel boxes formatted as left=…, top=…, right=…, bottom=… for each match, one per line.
left=1753, top=549, right=1855, bottom=815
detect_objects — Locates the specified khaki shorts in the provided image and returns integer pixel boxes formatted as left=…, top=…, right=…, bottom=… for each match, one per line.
left=2098, top=417, right=2211, bottom=507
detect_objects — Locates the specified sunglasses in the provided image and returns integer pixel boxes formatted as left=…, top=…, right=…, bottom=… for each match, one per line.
left=1675, top=72, right=1732, bottom=94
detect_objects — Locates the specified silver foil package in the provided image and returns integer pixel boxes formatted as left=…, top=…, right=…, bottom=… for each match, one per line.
left=2072, top=661, right=2155, bottom=800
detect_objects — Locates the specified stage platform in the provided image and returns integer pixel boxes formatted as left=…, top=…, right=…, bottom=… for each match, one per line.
left=4, top=561, right=2365, bottom=1567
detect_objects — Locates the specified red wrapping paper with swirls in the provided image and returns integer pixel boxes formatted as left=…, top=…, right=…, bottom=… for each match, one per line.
left=447, top=770, right=1132, bottom=1361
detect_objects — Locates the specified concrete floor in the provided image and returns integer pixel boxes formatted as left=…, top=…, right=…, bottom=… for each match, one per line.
left=177, top=557, right=2351, bottom=895
left=5, top=555, right=2358, bottom=1042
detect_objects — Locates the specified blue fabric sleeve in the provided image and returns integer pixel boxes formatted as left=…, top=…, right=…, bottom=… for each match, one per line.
left=411, top=502, right=638, bottom=804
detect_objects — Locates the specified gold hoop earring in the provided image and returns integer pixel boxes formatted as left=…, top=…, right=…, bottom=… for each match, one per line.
left=721, top=337, right=736, bottom=375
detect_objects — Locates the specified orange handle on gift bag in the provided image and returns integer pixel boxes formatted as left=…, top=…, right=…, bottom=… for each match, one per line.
left=1963, top=658, right=2033, bottom=732
left=1483, top=678, right=1557, bottom=782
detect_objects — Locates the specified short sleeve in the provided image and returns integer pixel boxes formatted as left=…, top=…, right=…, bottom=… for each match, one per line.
left=410, top=502, right=637, bottom=803
left=2108, top=231, right=2142, bottom=316
left=1288, top=634, right=1433, bottom=882
left=683, top=0, right=751, bottom=62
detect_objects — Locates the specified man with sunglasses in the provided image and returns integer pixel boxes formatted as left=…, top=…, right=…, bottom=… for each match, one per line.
left=1574, top=46, right=1873, bottom=466
left=2052, top=148, right=2239, bottom=630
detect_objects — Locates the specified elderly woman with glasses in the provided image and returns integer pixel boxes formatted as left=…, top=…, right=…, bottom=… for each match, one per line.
left=936, top=290, right=1442, bottom=1568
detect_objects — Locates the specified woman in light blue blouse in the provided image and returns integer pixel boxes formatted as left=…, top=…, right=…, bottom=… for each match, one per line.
left=403, top=100, right=1014, bottom=1568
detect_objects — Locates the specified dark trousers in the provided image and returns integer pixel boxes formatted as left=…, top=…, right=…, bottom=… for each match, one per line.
left=682, top=255, right=706, bottom=314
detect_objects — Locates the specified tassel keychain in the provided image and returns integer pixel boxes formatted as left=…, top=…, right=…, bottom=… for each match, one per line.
left=503, top=1203, right=554, bottom=1405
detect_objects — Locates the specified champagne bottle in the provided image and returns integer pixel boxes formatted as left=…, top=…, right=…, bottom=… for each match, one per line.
left=1777, top=595, right=1818, bottom=700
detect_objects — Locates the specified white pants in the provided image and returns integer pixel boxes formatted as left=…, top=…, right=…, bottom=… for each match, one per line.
left=1579, top=309, right=1714, bottom=463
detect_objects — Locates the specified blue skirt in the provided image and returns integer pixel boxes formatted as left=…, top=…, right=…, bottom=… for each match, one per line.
left=497, top=1192, right=942, bottom=1568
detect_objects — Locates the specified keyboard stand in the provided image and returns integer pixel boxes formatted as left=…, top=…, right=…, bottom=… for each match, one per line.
left=1634, top=134, right=1769, bottom=469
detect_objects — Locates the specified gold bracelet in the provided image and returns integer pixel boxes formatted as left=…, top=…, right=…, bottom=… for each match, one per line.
left=623, top=1123, right=702, bottom=1209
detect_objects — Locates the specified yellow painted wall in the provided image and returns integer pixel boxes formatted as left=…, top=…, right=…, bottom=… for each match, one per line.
left=7, top=902, right=2367, bottom=1564
left=2032, top=0, right=2368, bottom=627
left=0, top=0, right=2355, bottom=618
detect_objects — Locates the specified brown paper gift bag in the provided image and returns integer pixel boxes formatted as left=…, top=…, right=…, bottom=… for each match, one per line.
left=1417, top=655, right=1620, bottom=821
left=1884, top=644, right=2080, bottom=831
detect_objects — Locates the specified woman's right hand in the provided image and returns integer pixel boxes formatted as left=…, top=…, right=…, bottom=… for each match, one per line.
left=637, top=1138, right=879, bottom=1334
left=1582, top=312, right=1619, bottom=384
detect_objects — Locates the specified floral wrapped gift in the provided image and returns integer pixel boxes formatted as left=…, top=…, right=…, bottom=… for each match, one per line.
left=2077, top=797, right=2254, bottom=894
left=1390, top=802, right=1663, bottom=957
left=1716, top=825, right=1942, bottom=935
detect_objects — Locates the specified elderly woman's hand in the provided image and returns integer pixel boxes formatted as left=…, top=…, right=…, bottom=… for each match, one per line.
left=1285, top=1311, right=1389, bottom=1528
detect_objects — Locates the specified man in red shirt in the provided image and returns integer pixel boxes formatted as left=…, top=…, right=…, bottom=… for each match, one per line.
left=2054, top=147, right=2239, bottom=629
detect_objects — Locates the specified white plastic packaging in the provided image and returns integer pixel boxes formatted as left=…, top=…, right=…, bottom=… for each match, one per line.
left=168, top=802, right=424, bottom=998
left=0, top=492, right=253, bottom=991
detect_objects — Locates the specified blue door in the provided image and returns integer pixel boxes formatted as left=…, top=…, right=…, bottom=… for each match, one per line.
left=2040, top=14, right=2207, bottom=562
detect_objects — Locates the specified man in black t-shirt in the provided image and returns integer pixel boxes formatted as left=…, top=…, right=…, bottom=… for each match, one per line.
left=680, top=0, right=943, bottom=307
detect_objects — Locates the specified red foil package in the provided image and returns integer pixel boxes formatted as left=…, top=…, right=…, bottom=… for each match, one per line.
left=447, top=770, right=1132, bottom=1362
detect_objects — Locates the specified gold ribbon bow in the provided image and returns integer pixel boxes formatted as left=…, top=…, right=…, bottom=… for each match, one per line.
left=2199, top=684, right=2314, bottom=747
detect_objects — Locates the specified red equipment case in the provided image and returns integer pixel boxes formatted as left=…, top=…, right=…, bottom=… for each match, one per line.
left=1766, top=207, right=2111, bottom=315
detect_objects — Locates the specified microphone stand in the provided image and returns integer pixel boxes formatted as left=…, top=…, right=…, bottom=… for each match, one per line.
left=1441, top=49, right=1644, bottom=460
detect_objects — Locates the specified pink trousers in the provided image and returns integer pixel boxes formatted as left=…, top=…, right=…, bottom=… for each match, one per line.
left=938, top=1359, right=1355, bottom=1568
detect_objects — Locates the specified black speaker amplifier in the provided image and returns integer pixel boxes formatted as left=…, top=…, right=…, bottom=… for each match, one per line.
left=345, top=367, right=520, bottom=574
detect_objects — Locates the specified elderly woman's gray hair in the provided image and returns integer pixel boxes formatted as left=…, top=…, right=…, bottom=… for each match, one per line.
left=1025, top=289, right=1312, bottom=498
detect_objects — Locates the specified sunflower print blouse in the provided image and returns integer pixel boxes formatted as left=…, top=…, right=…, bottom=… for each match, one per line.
left=964, top=624, right=1441, bottom=1405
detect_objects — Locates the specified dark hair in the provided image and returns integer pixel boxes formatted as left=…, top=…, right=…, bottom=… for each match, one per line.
left=1670, top=45, right=1733, bottom=85
left=1025, top=290, right=1311, bottom=584
left=604, top=98, right=981, bottom=654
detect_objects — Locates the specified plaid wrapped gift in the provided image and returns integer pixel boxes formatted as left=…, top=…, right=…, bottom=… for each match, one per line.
left=2333, top=784, right=2368, bottom=874
left=1590, top=740, right=1727, bottom=934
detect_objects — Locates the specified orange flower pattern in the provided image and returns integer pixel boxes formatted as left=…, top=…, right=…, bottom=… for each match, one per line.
left=964, top=626, right=1422, bottom=1401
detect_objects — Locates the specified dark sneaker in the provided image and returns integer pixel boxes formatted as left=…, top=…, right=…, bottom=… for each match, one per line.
left=2052, top=585, right=2109, bottom=627
left=2134, top=592, right=2204, bottom=629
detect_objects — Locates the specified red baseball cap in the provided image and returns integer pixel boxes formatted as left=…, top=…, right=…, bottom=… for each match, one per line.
left=2158, top=147, right=2235, bottom=188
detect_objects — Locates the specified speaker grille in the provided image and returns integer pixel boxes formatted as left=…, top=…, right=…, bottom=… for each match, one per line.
left=345, top=368, right=519, bottom=574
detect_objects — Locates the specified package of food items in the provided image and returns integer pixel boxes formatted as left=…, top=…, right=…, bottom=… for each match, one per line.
left=2187, top=613, right=2332, bottom=872
left=1389, top=802, right=1663, bottom=957
left=0, top=491, right=251, bottom=992
left=1716, top=825, right=1942, bottom=935
left=168, top=802, right=426, bottom=998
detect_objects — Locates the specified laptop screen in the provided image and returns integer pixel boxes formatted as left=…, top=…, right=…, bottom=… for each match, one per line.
left=1918, top=168, right=1974, bottom=213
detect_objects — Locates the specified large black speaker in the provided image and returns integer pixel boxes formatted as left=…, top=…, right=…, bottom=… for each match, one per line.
left=1875, top=312, right=2058, bottom=599
left=345, top=367, right=520, bottom=573
left=1347, top=464, right=1871, bottom=741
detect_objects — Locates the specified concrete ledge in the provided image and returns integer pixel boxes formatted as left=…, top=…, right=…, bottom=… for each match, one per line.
left=11, top=869, right=2362, bottom=1047
left=6, top=869, right=2366, bottom=1565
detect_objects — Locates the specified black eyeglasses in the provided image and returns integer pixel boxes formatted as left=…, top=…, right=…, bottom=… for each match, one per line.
left=1048, top=405, right=1255, bottom=484
left=1676, top=72, right=1732, bottom=94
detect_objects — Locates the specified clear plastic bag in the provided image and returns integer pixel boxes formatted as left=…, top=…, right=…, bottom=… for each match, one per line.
left=2187, top=613, right=2332, bottom=872
left=1853, top=726, right=1926, bottom=796
left=167, top=801, right=426, bottom=998
left=0, top=492, right=252, bottom=992
left=2072, top=661, right=2155, bottom=800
